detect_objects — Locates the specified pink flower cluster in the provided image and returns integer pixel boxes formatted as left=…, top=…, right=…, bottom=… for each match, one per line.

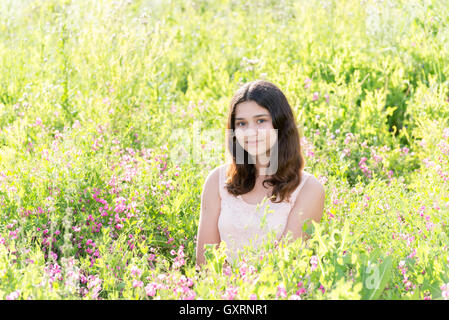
left=400, top=146, right=409, bottom=156
left=44, top=262, right=63, bottom=287
left=398, top=260, right=415, bottom=292
left=437, top=140, right=449, bottom=156
left=358, top=157, right=372, bottom=178
left=276, top=283, right=287, bottom=299
left=86, top=275, right=102, bottom=299
left=344, top=133, right=355, bottom=145
left=319, top=284, right=325, bottom=294
left=300, top=136, right=315, bottom=158
left=61, top=257, right=80, bottom=291
left=128, top=261, right=144, bottom=284
left=144, top=272, right=195, bottom=300
left=222, top=286, right=238, bottom=300
left=407, top=248, right=417, bottom=260
left=93, top=189, right=110, bottom=217
left=310, top=255, right=319, bottom=271
left=443, top=128, right=449, bottom=139
left=130, top=265, right=142, bottom=278
left=296, top=281, right=307, bottom=297
left=145, top=282, right=162, bottom=297
left=170, top=244, right=186, bottom=269
left=342, top=148, right=351, bottom=157
left=5, top=290, right=21, bottom=300
left=238, top=259, right=257, bottom=281
left=304, top=78, right=312, bottom=89
left=223, top=264, right=232, bottom=277
left=371, top=149, right=383, bottom=164
left=114, top=196, right=128, bottom=214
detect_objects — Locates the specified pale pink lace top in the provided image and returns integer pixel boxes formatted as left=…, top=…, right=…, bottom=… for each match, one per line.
left=217, top=163, right=312, bottom=264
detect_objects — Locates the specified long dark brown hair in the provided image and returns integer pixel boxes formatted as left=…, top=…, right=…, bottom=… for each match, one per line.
left=224, top=80, right=306, bottom=204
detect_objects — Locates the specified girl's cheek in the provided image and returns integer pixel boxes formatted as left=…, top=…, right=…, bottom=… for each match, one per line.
left=259, top=127, right=275, bottom=138
left=261, top=129, right=278, bottom=147
left=235, top=129, right=244, bottom=140
left=263, top=122, right=274, bottom=131
left=234, top=130, right=246, bottom=146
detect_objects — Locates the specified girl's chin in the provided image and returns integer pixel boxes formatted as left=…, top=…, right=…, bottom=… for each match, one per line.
left=245, top=149, right=269, bottom=156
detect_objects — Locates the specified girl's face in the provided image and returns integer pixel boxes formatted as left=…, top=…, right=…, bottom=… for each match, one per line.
left=234, top=100, right=278, bottom=157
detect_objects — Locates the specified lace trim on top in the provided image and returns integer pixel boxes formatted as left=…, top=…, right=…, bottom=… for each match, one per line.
left=218, top=163, right=311, bottom=207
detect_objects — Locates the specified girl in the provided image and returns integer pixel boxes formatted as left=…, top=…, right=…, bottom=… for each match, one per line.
left=195, top=80, right=325, bottom=267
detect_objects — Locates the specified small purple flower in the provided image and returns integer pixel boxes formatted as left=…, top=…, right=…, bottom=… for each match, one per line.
left=145, top=282, right=157, bottom=297
left=222, top=286, right=238, bottom=300
left=223, top=265, right=232, bottom=276
left=319, top=284, right=325, bottom=294
left=5, top=290, right=20, bottom=300
left=443, top=128, right=449, bottom=139
left=441, top=283, right=449, bottom=300
left=276, top=284, right=287, bottom=299
left=304, top=78, right=312, bottom=89
left=310, top=255, right=318, bottom=271
left=130, top=265, right=142, bottom=277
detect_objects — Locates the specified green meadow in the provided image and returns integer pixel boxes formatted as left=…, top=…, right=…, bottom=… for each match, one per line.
left=0, top=0, right=449, bottom=299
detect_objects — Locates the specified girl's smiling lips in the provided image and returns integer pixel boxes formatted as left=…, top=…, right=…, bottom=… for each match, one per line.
left=246, top=139, right=263, bottom=145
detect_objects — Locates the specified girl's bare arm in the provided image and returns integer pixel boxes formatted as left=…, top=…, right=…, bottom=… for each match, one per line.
left=195, top=167, right=222, bottom=268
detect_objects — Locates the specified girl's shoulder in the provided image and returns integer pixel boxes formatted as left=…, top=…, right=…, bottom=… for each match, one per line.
left=205, top=163, right=230, bottom=190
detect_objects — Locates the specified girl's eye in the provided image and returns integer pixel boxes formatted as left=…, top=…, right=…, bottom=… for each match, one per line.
left=236, top=119, right=266, bottom=126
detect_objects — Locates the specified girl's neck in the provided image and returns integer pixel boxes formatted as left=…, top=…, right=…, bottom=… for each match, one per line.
left=254, top=157, right=271, bottom=176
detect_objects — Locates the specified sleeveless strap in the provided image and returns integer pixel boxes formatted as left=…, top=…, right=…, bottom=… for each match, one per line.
left=289, top=171, right=310, bottom=205
left=218, top=164, right=228, bottom=200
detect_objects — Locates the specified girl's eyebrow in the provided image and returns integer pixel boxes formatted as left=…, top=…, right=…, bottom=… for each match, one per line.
left=235, top=114, right=270, bottom=120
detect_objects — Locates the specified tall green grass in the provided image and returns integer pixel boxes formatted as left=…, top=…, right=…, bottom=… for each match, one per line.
left=0, top=0, right=448, bottom=299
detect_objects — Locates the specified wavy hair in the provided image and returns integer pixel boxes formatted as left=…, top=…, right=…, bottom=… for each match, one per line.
left=224, top=79, right=306, bottom=204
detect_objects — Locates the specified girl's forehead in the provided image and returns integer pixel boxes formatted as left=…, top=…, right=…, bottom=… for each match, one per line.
left=235, top=101, right=271, bottom=118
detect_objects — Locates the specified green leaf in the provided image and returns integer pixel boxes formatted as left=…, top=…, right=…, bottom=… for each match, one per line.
left=302, top=218, right=315, bottom=235
left=339, top=218, right=350, bottom=254
left=410, top=288, right=420, bottom=300
left=417, top=274, right=424, bottom=284
left=361, top=255, right=393, bottom=300
left=203, top=244, right=215, bottom=262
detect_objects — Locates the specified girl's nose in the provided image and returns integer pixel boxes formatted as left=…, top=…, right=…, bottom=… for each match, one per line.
left=244, top=127, right=257, bottom=138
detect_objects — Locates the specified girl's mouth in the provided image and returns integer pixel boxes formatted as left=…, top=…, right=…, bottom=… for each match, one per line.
left=246, top=139, right=262, bottom=145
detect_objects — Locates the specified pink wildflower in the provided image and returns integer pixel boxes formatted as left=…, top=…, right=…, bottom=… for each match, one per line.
left=6, top=290, right=20, bottom=300
left=304, top=78, right=312, bottom=89
left=145, top=282, right=158, bottom=297
left=310, top=255, right=318, bottom=271
left=276, top=284, right=287, bottom=299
